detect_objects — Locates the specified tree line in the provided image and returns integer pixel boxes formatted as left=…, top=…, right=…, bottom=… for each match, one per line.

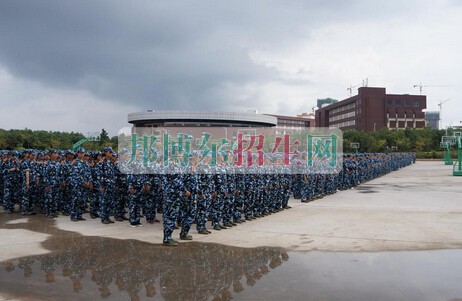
left=343, top=127, right=452, bottom=158
left=0, top=128, right=117, bottom=151
left=0, top=127, right=454, bottom=158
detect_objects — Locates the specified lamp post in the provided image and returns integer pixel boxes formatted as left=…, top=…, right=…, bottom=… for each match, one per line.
left=223, top=127, right=228, bottom=140
left=446, top=122, right=453, bottom=136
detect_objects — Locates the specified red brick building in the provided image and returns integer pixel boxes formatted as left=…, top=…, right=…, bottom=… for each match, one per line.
left=265, top=113, right=315, bottom=129
left=315, top=87, right=427, bottom=131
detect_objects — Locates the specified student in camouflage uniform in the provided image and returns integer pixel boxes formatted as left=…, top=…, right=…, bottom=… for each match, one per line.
left=19, top=151, right=35, bottom=215
left=196, top=154, right=213, bottom=234
left=100, top=147, right=116, bottom=224
left=179, top=155, right=198, bottom=240
left=127, top=171, right=146, bottom=227
left=69, top=147, right=89, bottom=221
left=2, top=151, right=20, bottom=213
left=43, top=150, right=62, bottom=218
left=89, top=152, right=102, bottom=219
left=162, top=162, right=183, bottom=246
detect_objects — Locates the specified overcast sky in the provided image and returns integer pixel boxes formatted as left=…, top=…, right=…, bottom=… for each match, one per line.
left=0, top=0, right=461, bottom=136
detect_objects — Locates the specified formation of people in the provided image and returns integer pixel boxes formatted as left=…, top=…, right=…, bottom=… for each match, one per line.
left=1, top=147, right=416, bottom=246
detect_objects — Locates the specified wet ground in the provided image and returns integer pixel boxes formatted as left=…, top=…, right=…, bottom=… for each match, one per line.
left=1, top=210, right=462, bottom=301
left=1, top=162, right=462, bottom=300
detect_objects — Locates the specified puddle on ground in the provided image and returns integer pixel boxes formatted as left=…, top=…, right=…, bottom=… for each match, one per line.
left=0, top=237, right=287, bottom=301
left=1, top=215, right=462, bottom=301
left=0, top=213, right=288, bottom=301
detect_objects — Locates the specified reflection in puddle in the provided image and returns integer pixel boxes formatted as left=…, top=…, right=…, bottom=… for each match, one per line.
left=0, top=236, right=287, bottom=301
left=2, top=216, right=462, bottom=301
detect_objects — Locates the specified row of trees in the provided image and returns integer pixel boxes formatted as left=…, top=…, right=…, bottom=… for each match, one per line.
left=0, top=127, right=453, bottom=158
left=0, top=129, right=117, bottom=151
left=343, top=127, right=444, bottom=153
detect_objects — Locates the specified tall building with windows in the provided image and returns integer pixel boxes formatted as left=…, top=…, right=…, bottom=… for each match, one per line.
left=315, top=87, right=427, bottom=131
left=265, top=113, right=315, bottom=130
left=425, top=111, right=440, bottom=129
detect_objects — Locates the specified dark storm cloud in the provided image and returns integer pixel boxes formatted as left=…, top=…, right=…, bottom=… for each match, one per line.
left=0, top=0, right=414, bottom=111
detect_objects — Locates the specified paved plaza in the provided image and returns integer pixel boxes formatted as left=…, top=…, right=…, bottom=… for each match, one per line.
left=1, top=160, right=462, bottom=301
left=1, top=160, right=461, bottom=262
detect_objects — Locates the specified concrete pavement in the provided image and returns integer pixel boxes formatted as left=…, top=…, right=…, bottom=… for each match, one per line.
left=1, top=161, right=462, bottom=262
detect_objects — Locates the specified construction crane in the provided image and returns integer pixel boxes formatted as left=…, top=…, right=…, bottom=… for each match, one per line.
left=413, top=82, right=450, bottom=95
left=438, top=98, right=451, bottom=130
left=347, top=78, right=368, bottom=96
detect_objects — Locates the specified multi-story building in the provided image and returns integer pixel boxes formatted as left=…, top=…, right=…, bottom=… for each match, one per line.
left=265, top=113, right=315, bottom=130
left=315, top=87, right=427, bottom=131
left=425, top=111, right=440, bottom=129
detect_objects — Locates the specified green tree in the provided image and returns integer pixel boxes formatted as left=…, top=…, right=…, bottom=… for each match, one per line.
left=99, top=129, right=110, bottom=145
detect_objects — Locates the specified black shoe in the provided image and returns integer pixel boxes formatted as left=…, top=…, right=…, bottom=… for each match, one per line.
left=174, top=224, right=180, bottom=229
left=220, top=224, right=228, bottom=229
left=77, top=217, right=86, bottom=221
left=180, top=235, right=193, bottom=240
left=231, top=222, right=237, bottom=226
left=115, top=216, right=124, bottom=222
left=102, top=219, right=110, bottom=224
left=284, top=206, right=292, bottom=209
left=198, top=230, right=209, bottom=235
left=71, top=218, right=79, bottom=222
left=213, top=225, right=221, bottom=231
left=62, top=212, right=70, bottom=216
left=162, top=240, right=179, bottom=246
left=153, top=218, right=160, bottom=223
left=245, top=217, right=252, bottom=221
left=223, top=223, right=233, bottom=228
left=46, top=214, right=55, bottom=219
left=90, top=213, right=99, bottom=219
left=122, top=216, right=130, bottom=221
left=235, top=220, right=242, bottom=224
left=107, top=218, right=115, bottom=223
left=130, top=223, right=138, bottom=228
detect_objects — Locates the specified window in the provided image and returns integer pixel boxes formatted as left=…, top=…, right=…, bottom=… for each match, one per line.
left=387, top=99, right=393, bottom=106
left=414, top=100, right=420, bottom=107
left=396, top=99, right=402, bottom=107
left=405, top=100, right=410, bottom=107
